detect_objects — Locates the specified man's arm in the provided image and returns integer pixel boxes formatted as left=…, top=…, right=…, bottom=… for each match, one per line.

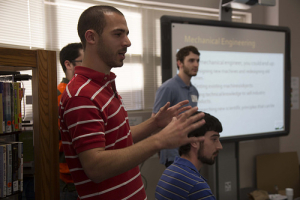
left=130, top=100, right=191, bottom=143
left=78, top=107, right=205, bottom=183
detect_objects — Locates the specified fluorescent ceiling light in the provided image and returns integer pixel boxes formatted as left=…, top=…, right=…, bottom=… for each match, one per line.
left=222, top=2, right=252, bottom=10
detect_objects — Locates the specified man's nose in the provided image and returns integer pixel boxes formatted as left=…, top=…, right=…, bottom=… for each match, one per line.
left=218, top=142, right=223, bottom=150
left=124, top=36, right=131, bottom=47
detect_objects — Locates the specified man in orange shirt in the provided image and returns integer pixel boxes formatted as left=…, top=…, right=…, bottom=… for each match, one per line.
left=57, top=42, right=83, bottom=200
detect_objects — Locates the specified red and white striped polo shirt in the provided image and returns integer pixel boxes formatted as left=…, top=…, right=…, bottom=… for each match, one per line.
left=59, top=66, right=146, bottom=200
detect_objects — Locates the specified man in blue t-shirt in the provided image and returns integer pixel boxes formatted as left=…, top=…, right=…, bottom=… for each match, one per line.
left=155, top=112, right=223, bottom=200
left=152, top=46, right=200, bottom=167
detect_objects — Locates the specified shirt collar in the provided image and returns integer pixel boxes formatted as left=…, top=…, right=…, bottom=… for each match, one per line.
left=175, top=74, right=192, bottom=88
left=74, top=66, right=116, bottom=85
left=174, top=156, right=202, bottom=177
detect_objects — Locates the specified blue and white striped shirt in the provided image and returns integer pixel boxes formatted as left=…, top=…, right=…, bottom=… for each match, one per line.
left=155, top=157, right=216, bottom=200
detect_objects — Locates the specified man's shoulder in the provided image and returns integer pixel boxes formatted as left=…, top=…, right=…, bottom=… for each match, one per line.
left=60, top=76, right=91, bottom=100
left=71, top=74, right=99, bottom=90
left=158, top=76, right=179, bottom=89
left=190, top=83, right=199, bottom=91
left=167, top=163, right=198, bottom=179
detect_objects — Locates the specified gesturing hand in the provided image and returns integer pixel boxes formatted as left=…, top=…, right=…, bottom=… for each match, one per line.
left=154, top=100, right=192, bottom=129
left=155, top=107, right=206, bottom=150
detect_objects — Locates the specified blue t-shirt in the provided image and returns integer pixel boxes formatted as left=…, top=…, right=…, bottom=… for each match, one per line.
left=153, top=75, right=199, bottom=164
left=155, top=157, right=216, bottom=200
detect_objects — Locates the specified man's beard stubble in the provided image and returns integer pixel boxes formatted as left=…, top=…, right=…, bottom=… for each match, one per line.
left=197, top=143, right=218, bottom=165
left=183, top=65, right=197, bottom=77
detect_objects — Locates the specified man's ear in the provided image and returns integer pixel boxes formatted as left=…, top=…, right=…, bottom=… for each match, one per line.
left=64, top=60, right=72, bottom=70
left=190, top=141, right=199, bottom=149
left=177, top=60, right=183, bottom=69
left=85, top=30, right=97, bottom=45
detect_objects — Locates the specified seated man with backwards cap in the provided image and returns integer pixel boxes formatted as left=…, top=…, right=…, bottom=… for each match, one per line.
left=155, top=112, right=223, bottom=200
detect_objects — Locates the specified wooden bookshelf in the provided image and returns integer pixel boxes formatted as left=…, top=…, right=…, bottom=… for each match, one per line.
left=0, top=47, right=59, bottom=200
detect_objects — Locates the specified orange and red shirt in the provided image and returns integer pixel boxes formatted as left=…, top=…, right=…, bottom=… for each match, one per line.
left=57, top=78, right=74, bottom=184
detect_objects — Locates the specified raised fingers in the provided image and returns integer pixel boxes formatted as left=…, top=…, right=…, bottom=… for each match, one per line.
left=176, top=100, right=189, bottom=107
left=178, top=107, right=201, bottom=121
left=159, top=102, right=170, bottom=112
left=187, top=136, right=205, bottom=144
left=170, top=100, right=189, bottom=112
left=176, top=106, right=192, bottom=116
left=178, top=110, right=205, bottom=132
left=185, top=116, right=206, bottom=133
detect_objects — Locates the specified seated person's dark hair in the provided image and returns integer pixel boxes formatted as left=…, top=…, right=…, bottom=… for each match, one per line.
left=179, top=111, right=222, bottom=156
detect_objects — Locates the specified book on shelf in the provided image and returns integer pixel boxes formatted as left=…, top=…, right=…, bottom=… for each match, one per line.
left=12, top=142, right=23, bottom=192
left=3, top=82, right=12, bottom=133
left=17, top=142, right=23, bottom=192
left=12, top=82, right=19, bottom=132
left=0, top=144, right=7, bottom=198
left=0, top=142, right=12, bottom=196
left=10, top=142, right=19, bottom=194
left=0, top=81, right=24, bottom=134
left=10, top=83, right=14, bottom=132
left=17, top=82, right=23, bottom=131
